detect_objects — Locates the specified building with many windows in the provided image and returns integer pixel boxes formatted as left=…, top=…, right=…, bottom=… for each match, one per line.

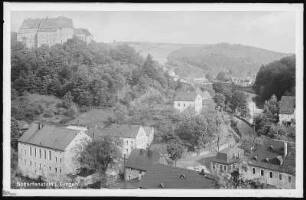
left=17, top=123, right=91, bottom=182
left=243, top=139, right=295, bottom=189
left=88, top=124, right=154, bottom=159
left=17, top=16, right=93, bottom=48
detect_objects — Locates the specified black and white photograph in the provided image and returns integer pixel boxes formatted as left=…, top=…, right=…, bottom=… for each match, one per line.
left=2, top=2, right=303, bottom=197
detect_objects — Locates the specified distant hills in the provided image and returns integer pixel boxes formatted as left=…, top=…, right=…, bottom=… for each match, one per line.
left=116, top=42, right=291, bottom=79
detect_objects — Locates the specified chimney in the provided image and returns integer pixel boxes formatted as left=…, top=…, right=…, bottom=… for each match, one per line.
left=284, top=142, right=288, bottom=157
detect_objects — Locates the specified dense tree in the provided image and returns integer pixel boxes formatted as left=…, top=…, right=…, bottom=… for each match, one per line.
left=77, top=136, right=121, bottom=187
left=11, top=117, right=21, bottom=149
left=253, top=55, right=295, bottom=100
left=166, top=139, right=185, bottom=166
left=231, top=91, right=248, bottom=116
left=214, top=93, right=226, bottom=110
left=263, top=94, right=279, bottom=123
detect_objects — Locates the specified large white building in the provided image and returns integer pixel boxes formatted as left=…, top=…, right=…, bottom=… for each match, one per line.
left=18, top=123, right=91, bottom=182
left=17, top=17, right=93, bottom=48
left=174, top=91, right=203, bottom=114
left=89, top=124, right=154, bottom=159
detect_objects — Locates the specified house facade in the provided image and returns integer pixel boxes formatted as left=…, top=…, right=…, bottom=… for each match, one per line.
left=89, top=124, right=154, bottom=158
left=243, top=140, right=295, bottom=189
left=210, top=145, right=245, bottom=175
left=74, top=28, right=93, bottom=44
left=18, top=123, right=91, bottom=182
left=278, top=96, right=295, bottom=125
left=17, top=17, right=74, bottom=48
left=174, top=91, right=203, bottom=114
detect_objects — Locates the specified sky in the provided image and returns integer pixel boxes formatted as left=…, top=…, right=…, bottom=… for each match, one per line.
left=10, top=11, right=296, bottom=53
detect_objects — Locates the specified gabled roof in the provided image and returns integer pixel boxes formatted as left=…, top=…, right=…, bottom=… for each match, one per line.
left=174, top=91, right=199, bottom=101
left=139, top=164, right=217, bottom=189
left=19, top=18, right=41, bottom=30
left=247, top=139, right=295, bottom=175
left=74, top=28, right=92, bottom=36
left=39, top=17, right=73, bottom=29
left=279, top=96, right=295, bottom=114
left=213, top=146, right=244, bottom=164
left=17, top=120, right=29, bottom=130
left=88, top=124, right=142, bottom=139
left=126, top=149, right=161, bottom=171
left=142, top=126, right=154, bottom=137
left=18, top=123, right=80, bottom=151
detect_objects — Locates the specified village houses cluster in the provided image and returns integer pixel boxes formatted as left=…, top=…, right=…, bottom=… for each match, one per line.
left=15, top=16, right=296, bottom=190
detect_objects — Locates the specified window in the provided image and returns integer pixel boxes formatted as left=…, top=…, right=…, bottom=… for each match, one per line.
left=220, top=165, right=223, bottom=171
left=49, top=166, right=51, bottom=171
left=35, top=148, right=37, bottom=157
left=30, top=161, right=32, bottom=166
left=60, top=168, right=62, bottom=173
left=224, top=165, right=227, bottom=171
left=213, top=165, right=215, bottom=170
left=270, top=172, right=273, bottom=178
left=279, top=174, right=282, bottom=180
left=44, top=150, right=46, bottom=159
left=126, top=141, right=128, bottom=145
left=253, top=168, right=256, bottom=174
left=178, top=103, right=180, bottom=107
left=60, top=158, right=62, bottom=163
left=229, top=165, right=231, bottom=171
left=55, top=168, right=58, bottom=173
left=24, top=159, right=26, bottom=165
left=49, top=151, right=51, bottom=160
left=56, top=157, right=58, bottom=163
left=24, top=149, right=27, bottom=155
left=39, top=163, right=41, bottom=170
left=288, top=176, right=292, bottom=183
left=30, top=147, right=32, bottom=156
left=233, top=164, right=236, bottom=169
left=261, top=169, right=264, bottom=176
left=39, top=149, right=42, bottom=158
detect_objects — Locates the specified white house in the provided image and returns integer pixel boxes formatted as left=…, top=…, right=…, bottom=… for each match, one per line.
left=18, top=123, right=91, bottom=182
left=278, top=96, right=295, bottom=126
left=174, top=91, right=202, bottom=114
left=89, top=124, right=154, bottom=159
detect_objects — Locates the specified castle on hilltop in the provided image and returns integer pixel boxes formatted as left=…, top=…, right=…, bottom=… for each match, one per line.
left=17, top=16, right=93, bottom=48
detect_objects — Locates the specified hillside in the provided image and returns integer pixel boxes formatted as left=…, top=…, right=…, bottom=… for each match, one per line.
left=114, top=42, right=200, bottom=65
left=117, top=42, right=290, bottom=80
left=167, top=43, right=291, bottom=78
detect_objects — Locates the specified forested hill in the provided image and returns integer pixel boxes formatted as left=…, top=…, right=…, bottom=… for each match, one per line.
left=11, top=38, right=180, bottom=123
left=253, top=55, right=296, bottom=101
left=167, top=43, right=290, bottom=79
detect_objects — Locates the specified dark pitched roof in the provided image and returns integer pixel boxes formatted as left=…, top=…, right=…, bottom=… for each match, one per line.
left=74, top=28, right=92, bottom=36
left=88, top=124, right=141, bottom=139
left=126, top=149, right=161, bottom=171
left=17, top=120, right=29, bottom=130
left=18, top=123, right=80, bottom=151
left=139, top=164, right=217, bottom=189
left=174, top=91, right=199, bottom=101
left=212, top=146, right=244, bottom=164
left=247, top=139, right=295, bottom=175
left=39, top=17, right=73, bottom=29
left=19, top=18, right=41, bottom=29
left=279, top=96, right=295, bottom=114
